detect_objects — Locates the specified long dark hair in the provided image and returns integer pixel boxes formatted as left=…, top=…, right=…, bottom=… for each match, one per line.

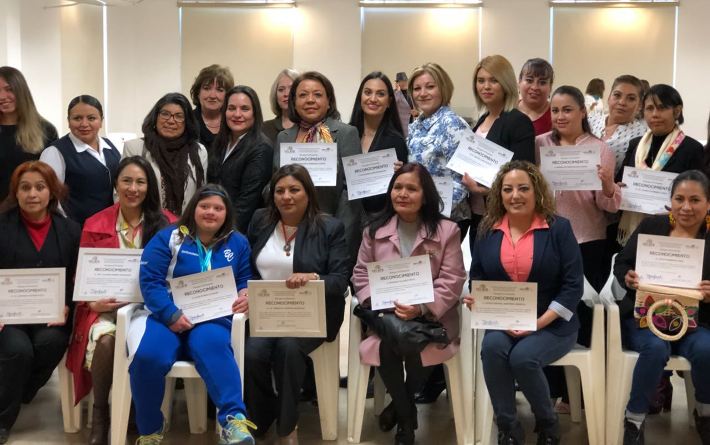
left=176, top=183, right=236, bottom=243
left=142, top=92, right=200, bottom=142
left=264, top=164, right=323, bottom=234
left=349, top=71, right=403, bottom=137
left=114, top=156, right=169, bottom=246
left=366, top=163, right=443, bottom=238
left=670, top=169, right=710, bottom=198
left=644, top=84, right=685, bottom=125
left=550, top=85, right=592, bottom=145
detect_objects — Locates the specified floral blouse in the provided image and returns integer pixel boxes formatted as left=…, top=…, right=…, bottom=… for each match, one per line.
left=589, top=113, right=647, bottom=176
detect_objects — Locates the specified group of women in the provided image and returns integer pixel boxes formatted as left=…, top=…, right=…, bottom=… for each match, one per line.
left=0, top=52, right=708, bottom=445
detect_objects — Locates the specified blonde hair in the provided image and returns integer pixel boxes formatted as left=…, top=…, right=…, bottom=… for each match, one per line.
left=408, top=62, right=454, bottom=107
left=269, top=68, right=300, bottom=117
left=0, top=66, right=46, bottom=154
left=473, top=55, right=519, bottom=112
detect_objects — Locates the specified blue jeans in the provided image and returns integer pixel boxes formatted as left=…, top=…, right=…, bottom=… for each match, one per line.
left=622, top=318, right=710, bottom=414
left=481, top=329, right=577, bottom=431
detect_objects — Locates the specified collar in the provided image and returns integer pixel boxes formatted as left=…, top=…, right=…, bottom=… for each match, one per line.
left=374, top=215, right=441, bottom=243
left=415, top=105, right=450, bottom=131
left=68, top=132, right=110, bottom=154
left=116, top=207, right=144, bottom=233
left=493, top=213, right=549, bottom=236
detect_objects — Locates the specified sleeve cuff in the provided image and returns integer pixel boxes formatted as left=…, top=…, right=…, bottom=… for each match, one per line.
left=419, top=304, right=429, bottom=315
left=549, top=301, right=573, bottom=321
left=167, top=309, right=183, bottom=326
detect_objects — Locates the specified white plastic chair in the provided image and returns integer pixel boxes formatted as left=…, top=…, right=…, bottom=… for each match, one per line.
left=346, top=296, right=467, bottom=444
left=309, top=333, right=341, bottom=441
left=110, top=303, right=246, bottom=445
left=58, top=353, right=83, bottom=433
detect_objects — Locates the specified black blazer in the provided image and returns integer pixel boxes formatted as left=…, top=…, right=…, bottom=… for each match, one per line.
left=614, top=214, right=710, bottom=326
left=361, top=123, right=408, bottom=214
left=208, top=133, right=273, bottom=233
left=472, top=109, right=535, bottom=163
left=615, top=134, right=704, bottom=183
left=247, top=209, right=351, bottom=341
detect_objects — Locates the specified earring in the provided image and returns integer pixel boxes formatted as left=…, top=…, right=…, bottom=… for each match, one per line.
left=669, top=212, right=676, bottom=228
left=706, top=214, right=710, bottom=231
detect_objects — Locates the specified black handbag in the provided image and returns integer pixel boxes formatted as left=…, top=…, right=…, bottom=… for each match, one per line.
left=353, top=304, right=450, bottom=356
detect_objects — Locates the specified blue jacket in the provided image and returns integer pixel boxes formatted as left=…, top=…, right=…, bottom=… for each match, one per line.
left=140, top=225, right=252, bottom=326
left=470, top=216, right=583, bottom=336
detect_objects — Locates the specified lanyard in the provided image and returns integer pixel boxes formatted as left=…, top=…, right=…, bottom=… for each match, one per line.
left=195, top=238, right=213, bottom=272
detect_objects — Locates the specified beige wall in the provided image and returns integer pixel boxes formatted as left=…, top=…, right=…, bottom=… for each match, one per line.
left=362, top=7, right=479, bottom=120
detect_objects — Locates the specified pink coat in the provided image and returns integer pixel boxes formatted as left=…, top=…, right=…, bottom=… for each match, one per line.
left=352, top=217, right=467, bottom=366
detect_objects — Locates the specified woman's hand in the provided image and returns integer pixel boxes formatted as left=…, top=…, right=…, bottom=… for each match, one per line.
left=169, top=315, right=193, bottom=334
left=506, top=330, right=532, bottom=338
left=47, top=306, right=69, bottom=327
left=0, top=323, right=4, bottom=333
left=700, top=280, right=710, bottom=303
left=393, top=161, right=404, bottom=172
left=463, top=294, right=475, bottom=311
left=232, top=288, right=249, bottom=314
left=624, top=270, right=639, bottom=290
left=285, top=273, right=318, bottom=289
left=89, top=298, right=129, bottom=313
left=598, top=164, right=615, bottom=198
left=463, top=173, right=489, bottom=195
left=393, top=301, right=422, bottom=320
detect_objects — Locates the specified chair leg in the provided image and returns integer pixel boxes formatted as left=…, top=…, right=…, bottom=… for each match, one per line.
left=312, top=341, right=339, bottom=441
left=183, top=378, right=208, bottom=434
left=373, top=370, right=386, bottom=415
left=685, top=372, right=696, bottom=427
left=444, top=356, right=465, bottom=445
left=577, top=365, right=600, bottom=445
left=58, top=358, right=82, bottom=433
left=110, top=368, right=132, bottom=445
left=475, top=354, right=494, bottom=445
left=562, top=366, right=582, bottom=423
left=160, top=377, right=176, bottom=432
left=346, top=362, right=370, bottom=443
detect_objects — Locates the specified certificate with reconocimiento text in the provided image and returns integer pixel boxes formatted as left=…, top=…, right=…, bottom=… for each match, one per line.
left=343, top=149, right=397, bottom=200
left=470, top=281, right=537, bottom=331
left=619, top=167, right=678, bottom=214
left=248, top=280, right=326, bottom=338
left=539, top=145, right=601, bottom=191
left=367, top=255, right=434, bottom=310
left=0, top=268, right=65, bottom=325
left=280, top=143, right=338, bottom=186
left=636, top=234, right=704, bottom=289
left=74, top=248, right=143, bottom=302
left=446, top=133, right=513, bottom=188
left=433, top=176, right=453, bottom=218
left=170, top=267, right=237, bottom=324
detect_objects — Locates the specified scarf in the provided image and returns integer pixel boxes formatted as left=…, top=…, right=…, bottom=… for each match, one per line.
left=618, top=127, right=685, bottom=245
left=298, top=119, right=334, bottom=143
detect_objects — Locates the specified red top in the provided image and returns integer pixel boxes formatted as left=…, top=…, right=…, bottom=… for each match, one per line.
left=494, top=213, right=549, bottom=282
left=20, top=211, right=51, bottom=251
left=532, top=106, right=552, bottom=136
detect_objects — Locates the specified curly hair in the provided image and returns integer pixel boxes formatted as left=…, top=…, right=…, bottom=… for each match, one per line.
left=477, top=160, right=556, bottom=238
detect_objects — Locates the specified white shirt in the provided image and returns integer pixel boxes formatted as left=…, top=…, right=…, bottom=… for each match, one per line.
left=255, top=226, right=295, bottom=280
left=223, top=134, right=246, bottom=163
left=40, top=133, right=113, bottom=183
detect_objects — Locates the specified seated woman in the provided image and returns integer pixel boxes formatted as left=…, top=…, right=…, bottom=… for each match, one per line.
left=123, top=93, right=208, bottom=216
left=128, top=183, right=255, bottom=445
left=352, top=163, right=466, bottom=445
left=614, top=170, right=710, bottom=445
left=208, top=85, right=273, bottom=233
left=0, top=161, right=80, bottom=444
left=65, top=156, right=176, bottom=445
left=466, top=160, right=583, bottom=445
left=243, top=164, right=350, bottom=445
left=40, top=95, right=121, bottom=225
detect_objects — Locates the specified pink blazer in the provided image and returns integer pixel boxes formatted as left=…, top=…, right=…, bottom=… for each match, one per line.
left=352, top=217, right=466, bottom=366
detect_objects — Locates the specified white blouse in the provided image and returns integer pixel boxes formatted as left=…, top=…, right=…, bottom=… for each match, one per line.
left=255, top=226, right=295, bottom=280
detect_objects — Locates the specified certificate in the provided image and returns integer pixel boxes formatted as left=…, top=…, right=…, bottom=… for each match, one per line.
left=0, top=268, right=65, bottom=325
left=280, top=142, right=338, bottom=186
left=619, top=167, right=678, bottom=214
left=539, top=145, right=601, bottom=191
left=636, top=234, right=704, bottom=288
left=367, top=255, right=434, bottom=310
left=73, top=248, right=143, bottom=302
left=247, top=280, right=326, bottom=338
left=470, top=281, right=538, bottom=331
left=433, top=176, right=453, bottom=217
left=169, top=267, right=237, bottom=324
left=343, top=149, right=397, bottom=200
left=446, top=133, right=513, bottom=188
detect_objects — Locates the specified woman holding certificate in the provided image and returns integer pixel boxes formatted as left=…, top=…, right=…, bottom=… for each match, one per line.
left=0, top=161, right=80, bottom=444
left=243, top=164, right=350, bottom=445
left=66, top=156, right=176, bottom=445
left=352, top=163, right=467, bottom=445
left=466, top=160, right=583, bottom=445
left=129, top=183, right=255, bottom=445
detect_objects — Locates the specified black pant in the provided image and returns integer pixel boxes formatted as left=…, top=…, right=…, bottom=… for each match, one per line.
left=244, top=336, right=323, bottom=437
left=0, top=324, right=69, bottom=429
left=580, top=239, right=608, bottom=294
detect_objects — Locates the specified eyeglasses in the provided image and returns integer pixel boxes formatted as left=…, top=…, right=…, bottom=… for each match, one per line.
left=158, top=110, right=185, bottom=123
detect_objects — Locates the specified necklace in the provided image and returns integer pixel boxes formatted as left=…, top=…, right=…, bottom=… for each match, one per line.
left=280, top=222, right=298, bottom=256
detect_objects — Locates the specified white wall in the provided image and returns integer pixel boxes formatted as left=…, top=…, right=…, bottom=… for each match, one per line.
left=0, top=0, right=22, bottom=69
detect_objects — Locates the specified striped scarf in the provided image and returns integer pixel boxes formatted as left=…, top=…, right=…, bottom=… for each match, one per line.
left=298, top=119, right=334, bottom=143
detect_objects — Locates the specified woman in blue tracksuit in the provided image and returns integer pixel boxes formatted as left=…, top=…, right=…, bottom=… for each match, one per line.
left=128, top=183, right=255, bottom=445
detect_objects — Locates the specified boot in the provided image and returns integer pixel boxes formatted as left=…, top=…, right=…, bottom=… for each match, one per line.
left=89, top=404, right=110, bottom=445
left=497, top=421, right=524, bottom=445
left=536, top=432, right=560, bottom=445
left=695, top=410, right=710, bottom=445
left=535, top=418, right=560, bottom=445
left=623, top=418, right=645, bottom=445
left=394, top=422, right=415, bottom=445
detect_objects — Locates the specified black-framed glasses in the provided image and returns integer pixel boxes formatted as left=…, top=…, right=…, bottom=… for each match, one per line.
left=158, top=110, right=185, bottom=123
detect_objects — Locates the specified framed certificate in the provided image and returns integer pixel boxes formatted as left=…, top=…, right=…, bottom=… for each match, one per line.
left=343, top=149, right=397, bottom=200
left=636, top=234, right=704, bottom=289
left=280, top=143, right=338, bottom=186
left=170, top=267, right=238, bottom=324
left=0, top=268, right=65, bottom=325
left=367, top=255, right=434, bottom=310
left=446, top=133, right=513, bottom=188
left=74, top=247, right=143, bottom=302
left=619, top=167, right=678, bottom=214
left=539, top=145, right=601, bottom=191
left=470, top=281, right=538, bottom=331
left=248, top=280, right=326, bottom=338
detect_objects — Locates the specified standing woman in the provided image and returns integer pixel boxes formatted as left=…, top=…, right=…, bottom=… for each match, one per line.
left=0, top=66, right=57, bottom=202
left=123, top=93, right=207, bottom=216
left=0, top=161, right=80, bottom=444
left=352, top=163, right=466, bottom=445
left=189, top=64, right=235, bottom=148
left=65, top=156, right=176, bottom=445
left=517, top=58, right=554, bottom=136
left=41, top=95, right=120, bottom=225
left=129, top=183, right=255, bottom=445
left=208, top=86, right=273, bottom=233
left=617, top=84, right=704, bottom=246
left=262, top=69, right=299, bottom=144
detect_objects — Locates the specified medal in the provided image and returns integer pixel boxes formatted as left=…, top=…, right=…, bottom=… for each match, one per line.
left=281, top=222, right=298, bottom=257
